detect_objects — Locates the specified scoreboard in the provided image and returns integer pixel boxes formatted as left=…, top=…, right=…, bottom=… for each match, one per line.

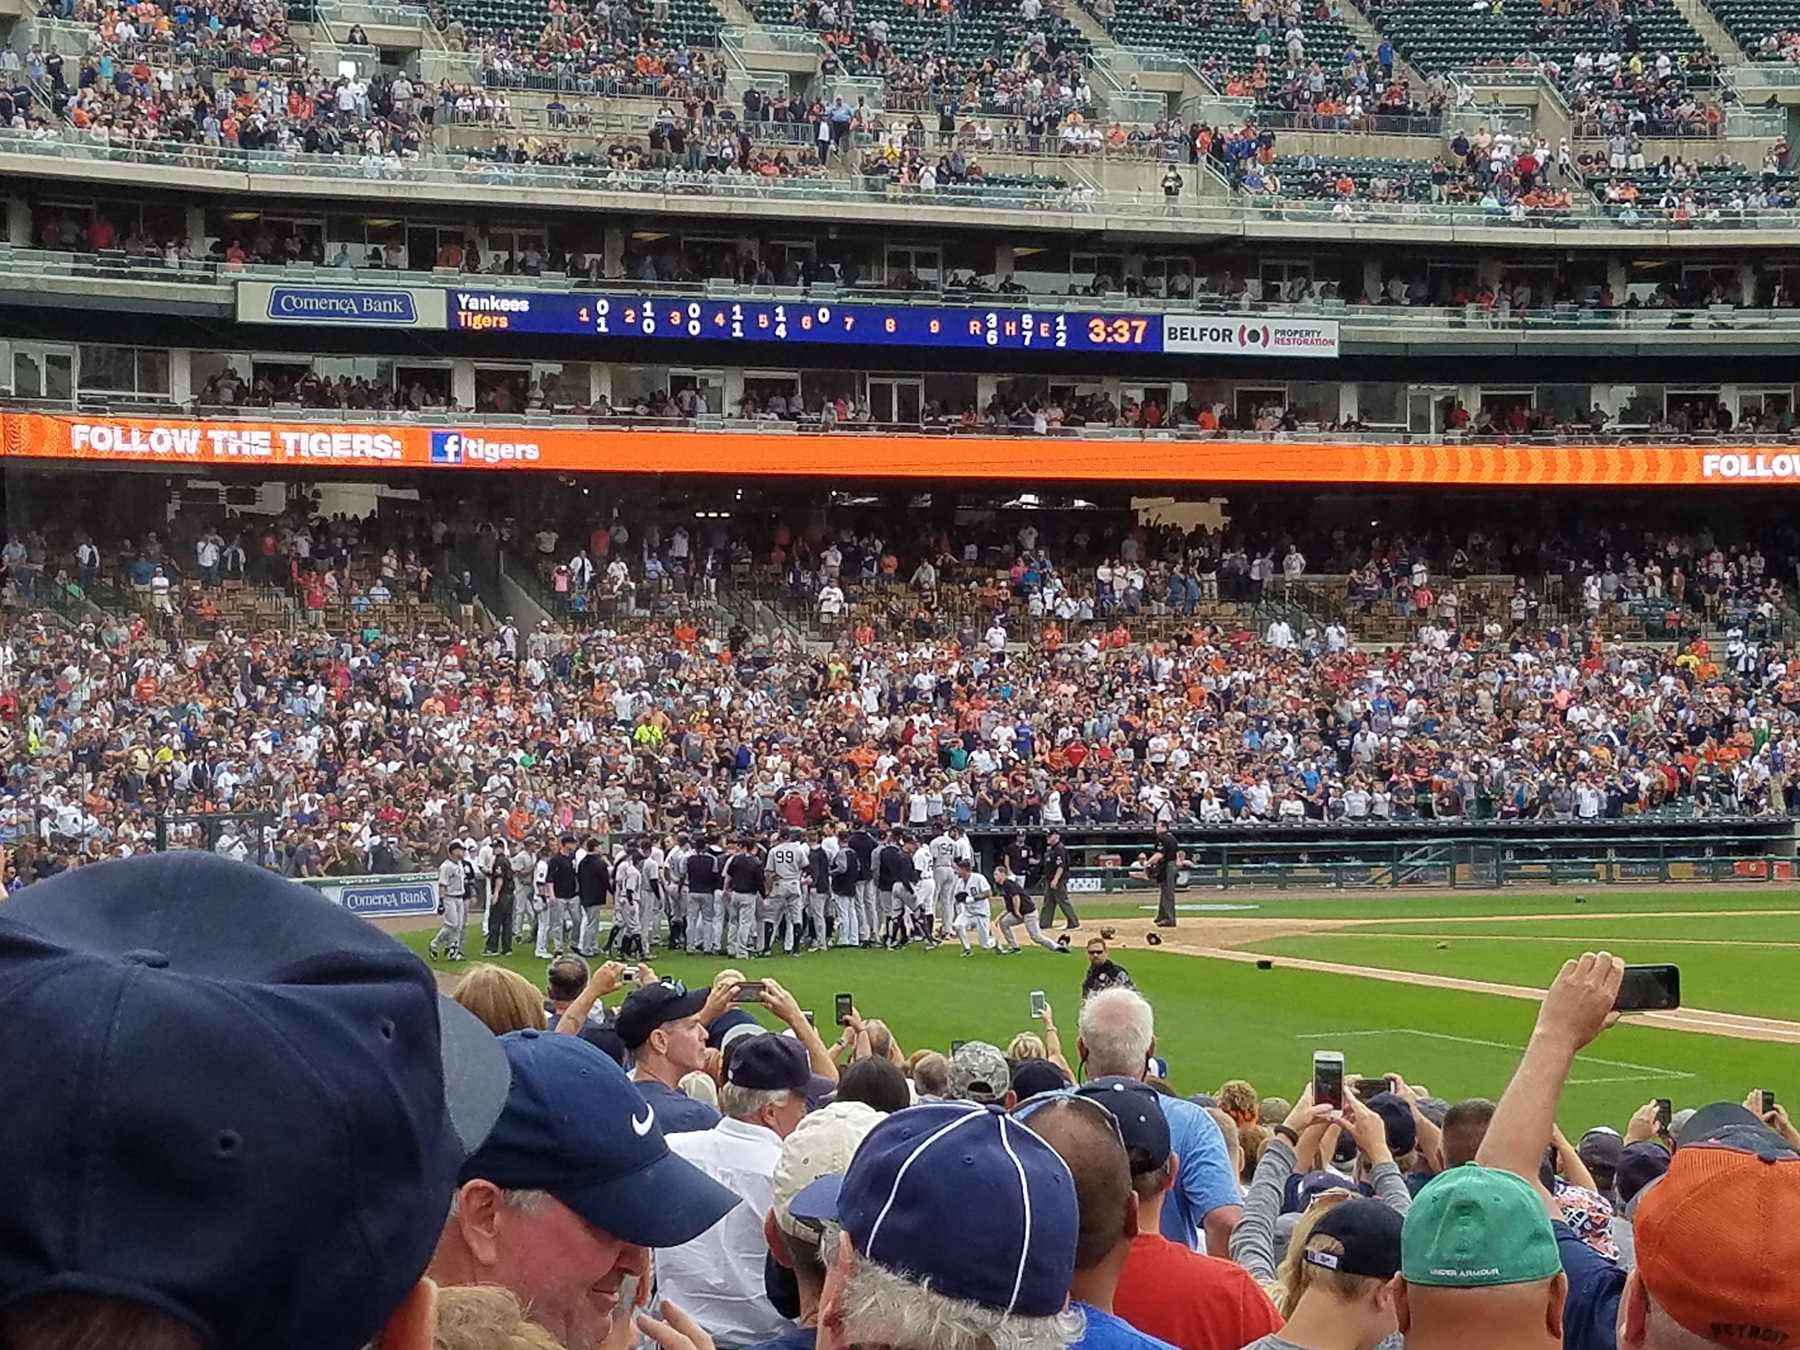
left=243, top=283, right=1340, bottom=358
left=451, top=290, right=1161, bottom=350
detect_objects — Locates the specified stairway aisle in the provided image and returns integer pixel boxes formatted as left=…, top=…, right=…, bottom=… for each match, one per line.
left=1668, top=0, right=1748, bottom=63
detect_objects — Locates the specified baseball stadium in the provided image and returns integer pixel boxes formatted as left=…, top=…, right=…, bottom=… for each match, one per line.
left=8, top=0, right=1800, bottom=1340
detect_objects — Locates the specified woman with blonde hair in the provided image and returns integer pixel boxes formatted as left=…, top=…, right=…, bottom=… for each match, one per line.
left=433, top=1285, right=563, bottom=1350
left=1006, top=997, right=1073, bottom=1076
left=1232, top=1087, right=1412, bottom=1348
left=1246, top=1198, right=1404, bottom=1350
left=451, top=964, right=544, bottom=1036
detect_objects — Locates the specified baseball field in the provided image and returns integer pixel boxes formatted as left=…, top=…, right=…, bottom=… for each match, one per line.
left=399, top=885, right=1800, bottom=1130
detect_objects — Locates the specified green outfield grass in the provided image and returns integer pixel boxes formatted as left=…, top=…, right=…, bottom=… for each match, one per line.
left=1242, top=912, right=1800, bottom=1022
left=400, top=885, right=1800, bottom=1134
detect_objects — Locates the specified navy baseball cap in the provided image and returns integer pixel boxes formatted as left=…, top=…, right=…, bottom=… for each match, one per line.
left=0, top=853, right=511, bottom=1350
left=617, top=980, right=709, bottom=1050
left=727, top=1032, right=836, bottom=1100
left=1366, top=1093, right=1419, bottom=1157
left=1076, top=1076, right=1172, bottom=1171
left=464, top=1030, right=738, bottom=1247
left=1306, top=1197, right=1404, bottom=1279
left=788, top=1102, right=1078, bottom=1316
left=1011, top=1057, right=1073, bottom=1102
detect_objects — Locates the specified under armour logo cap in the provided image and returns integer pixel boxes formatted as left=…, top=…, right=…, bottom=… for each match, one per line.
left=462, top=1031, right=738, bottom=1246
left=788, top=1102, right=1078, bottom=1316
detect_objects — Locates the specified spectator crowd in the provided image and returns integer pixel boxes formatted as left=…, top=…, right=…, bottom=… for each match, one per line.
left=2, top=849, right=1796, bottom=1350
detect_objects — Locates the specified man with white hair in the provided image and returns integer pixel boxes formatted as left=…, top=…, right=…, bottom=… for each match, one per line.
left=657, top=1035, right=835, bottom=1348
left=787, top=1102, right=1084, bottom=1350
left=1077, top=987, right=1242, bottom=1254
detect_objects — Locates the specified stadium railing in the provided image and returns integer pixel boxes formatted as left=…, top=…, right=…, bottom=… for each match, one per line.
left=14, top=134, right=1800, bottom=235
left=2, top=246, right=1795, bottom=340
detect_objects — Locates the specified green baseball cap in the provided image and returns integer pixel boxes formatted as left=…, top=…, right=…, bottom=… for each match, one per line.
left=1402, top=1166, right=1561, bottom=1288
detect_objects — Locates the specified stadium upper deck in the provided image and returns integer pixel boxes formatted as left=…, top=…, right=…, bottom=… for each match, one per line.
left=4, top=0, right=1800, bottom=242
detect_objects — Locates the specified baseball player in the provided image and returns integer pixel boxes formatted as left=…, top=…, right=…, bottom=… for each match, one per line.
left=642, top=834, right=670, bottom=951
left=950, top=857, right=998, bottom=956
left=876, top=830, right=916, bottom=948
left=610, top=844, right=645, bottom=959
left=929, top=823, right=973, bottom=940
left=431, top=840, right=470, bottom=962
left=682, top=835, right=725, bottom=955
left=805, top=827, right=833, bottom=951
left=664, top=831, right=693, bottom=950
left=851, top=823, right=880, bottom=949
left=766, top=826, right=811, bottom=955
left=910, top=834, right=938, bottom=947
left=723, top=836, right=767, bottom=960
left=826, top=824, right=861, bottom=947
left=531, top=843, right=556, bottom=957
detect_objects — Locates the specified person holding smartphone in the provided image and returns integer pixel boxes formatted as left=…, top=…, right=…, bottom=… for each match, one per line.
left=950, top=857, right=997, bottom=955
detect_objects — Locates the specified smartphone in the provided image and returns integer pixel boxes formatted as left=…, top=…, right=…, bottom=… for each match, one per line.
left=733, top=981, right=767, bottom=1004
left=1655, top=1098, right=1672, bottom=1132
left=951, top=1039, right=967, bottom=1055
left=1031, top=990, right=1046, bottom=1019
left=803, top=1009, right=815, bottom=1026
left=1313, top=1050, right=1345, bottom=1110
left=1761, top=1089, right=1777, bottom=1115
left=1615, top=965, right=1681, bottom=1012
left=836, top=992, right=854, bottom=1026
left=1352, top=1076, right=1386, bottom=1103
left=621, top=965, right=639, bottom=981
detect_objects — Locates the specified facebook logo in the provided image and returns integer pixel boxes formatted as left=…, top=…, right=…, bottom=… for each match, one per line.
left=429, top=431, right=463, bottom=465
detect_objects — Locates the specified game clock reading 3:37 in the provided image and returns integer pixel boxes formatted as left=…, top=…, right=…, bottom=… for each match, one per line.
left=450, top=290, right=1161, bottom=352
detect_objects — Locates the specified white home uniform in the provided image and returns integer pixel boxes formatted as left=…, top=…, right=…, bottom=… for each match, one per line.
left=532, top=854, right=555, bottom=958
left=911, top=842, right=937, bottom=939
left=766, top=836, right=810, bottom=954
left=951, top=868, right=996, bottom=952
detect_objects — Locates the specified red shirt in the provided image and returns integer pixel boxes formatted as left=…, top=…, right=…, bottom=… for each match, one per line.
left=1113, top=1231, right=1283, bottom=1350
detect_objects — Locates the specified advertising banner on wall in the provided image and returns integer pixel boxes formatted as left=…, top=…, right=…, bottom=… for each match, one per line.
left=302, top=874, right=440, bottom=918
left=236, top=281, right=448, bottom=328
left=2, top=411, right=1792, bottom=486
left=1161, top=316, right=1339, bottom=358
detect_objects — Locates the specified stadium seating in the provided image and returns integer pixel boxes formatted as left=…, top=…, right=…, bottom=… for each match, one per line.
left=1701, top=0, right=1800, bottom=55
left=750, top=0, right=1091, bottom=112
left=449, top=0, right=724, bottom=48
left=1251, top=153, right=1438, bottom=198
left=1082, top=0, right=1369, bottom=110
left=1363, top=0, right=1708, bottom=73
left=1586, top=159, right=1800, bottom=213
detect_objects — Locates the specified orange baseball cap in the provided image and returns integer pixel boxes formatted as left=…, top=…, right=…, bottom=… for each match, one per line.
left=1634, top=1127, right=1800, bottom=1350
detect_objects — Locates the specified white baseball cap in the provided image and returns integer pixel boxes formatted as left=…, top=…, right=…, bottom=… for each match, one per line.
left=772, top=1101, right=881, bottom=1239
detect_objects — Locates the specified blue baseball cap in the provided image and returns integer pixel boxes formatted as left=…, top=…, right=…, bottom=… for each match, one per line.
left=0, top=853, right=511, bottom=1350
left=726, top=1031, right=836, bottom=1100
left=1076, top=1076, right=1172, bottom=1170
left=464, top=1030, right=739, bottom=1247
left=788, top=1102, right=1078, bottom=1316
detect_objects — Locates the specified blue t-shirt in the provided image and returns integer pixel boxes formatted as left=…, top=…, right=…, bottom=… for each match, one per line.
left=742, top=1327, right=815, bottom=1350
left=1556, top=1220, right=1624, bottom=1350
left=635, top=1077, right=722, bottom=1134
left=1158, top=1096, right=1243, bottom=1249
left=1073, top=1303, right=1180, bottom=1350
